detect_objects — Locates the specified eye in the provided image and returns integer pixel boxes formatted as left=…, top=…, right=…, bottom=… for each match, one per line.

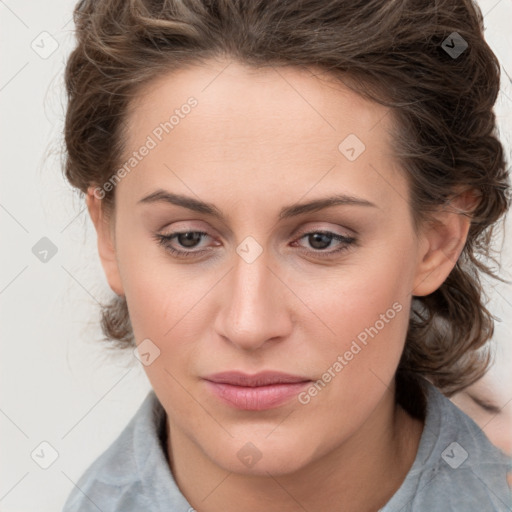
left=292, top=230, right=356, bottom=257
left=153, top=230, right=212, bottom=258
left=153, top=229, right=357, bottom=259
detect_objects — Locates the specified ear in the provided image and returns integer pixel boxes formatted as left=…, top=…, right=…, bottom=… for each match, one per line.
left=86, top=187, right=124, bottom=297
left=412, top=189, right=480, bottom=297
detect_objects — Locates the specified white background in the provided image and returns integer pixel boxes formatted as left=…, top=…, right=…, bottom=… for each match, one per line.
left=0, top=1, right=511, bottom=510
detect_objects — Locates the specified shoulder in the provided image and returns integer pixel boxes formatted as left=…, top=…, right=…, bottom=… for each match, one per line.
left=60, top=390, right=167, bottom=511
left=382, top=379, right=512, bottom=512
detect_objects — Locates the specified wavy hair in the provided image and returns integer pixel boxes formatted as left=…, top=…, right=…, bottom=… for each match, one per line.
left=63, top=0, right=510, bottom=410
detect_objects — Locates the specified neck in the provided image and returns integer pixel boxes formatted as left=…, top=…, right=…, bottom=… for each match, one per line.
left=165, top=382, right=424, bottom=512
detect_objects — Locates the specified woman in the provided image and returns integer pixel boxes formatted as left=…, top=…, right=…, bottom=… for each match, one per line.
left=61, top=0, right=512, bottom=510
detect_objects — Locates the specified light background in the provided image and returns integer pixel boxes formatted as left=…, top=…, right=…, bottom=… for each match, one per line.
left=0, top=1, right=510, bottom=510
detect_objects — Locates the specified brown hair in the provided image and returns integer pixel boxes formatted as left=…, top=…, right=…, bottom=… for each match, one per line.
left=63, top=0, right=510, bottom=406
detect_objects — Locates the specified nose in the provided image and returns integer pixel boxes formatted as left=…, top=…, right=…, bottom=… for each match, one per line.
left=213, top=247, right=293, bottom=352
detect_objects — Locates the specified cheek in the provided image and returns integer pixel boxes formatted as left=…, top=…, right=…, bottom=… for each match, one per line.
left=117, top=241, right=216, bottom=379
left=302, top=242, right=415, bottom=348
left=481, top=419, right=512, bottom=457
left=122, top=262, right=208, bottom=411
left=123, top=265, right=208, bottom=345
left=306, top=277, right=409, bottom=388
left=115, top=228, right=192, bottom=336
left=293, top=241, right=416, bottom=412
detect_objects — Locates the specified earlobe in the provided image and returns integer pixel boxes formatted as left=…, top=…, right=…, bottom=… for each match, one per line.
left=412, top=190, right=476, bottom=297
left=86, top=187, right=125, bottom=297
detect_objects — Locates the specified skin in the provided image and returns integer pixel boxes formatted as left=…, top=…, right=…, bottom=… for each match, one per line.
left=452, top=377, right=512, bottom=457
left=452, top=373, right=512, bottom=490
left=86, top=58, right=474, bottom=512
left=451, top=245, right=512, bottom=488
left=451, top=328, right=512, bottom=490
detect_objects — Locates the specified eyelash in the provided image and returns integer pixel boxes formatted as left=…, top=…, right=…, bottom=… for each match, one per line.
left=152, top=229, right=356, bottom=259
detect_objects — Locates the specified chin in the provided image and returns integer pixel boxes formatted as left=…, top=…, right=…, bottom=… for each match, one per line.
left=207, top=435, right=315, bottom=477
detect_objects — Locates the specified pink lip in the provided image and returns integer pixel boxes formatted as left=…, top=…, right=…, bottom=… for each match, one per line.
left=203, top=371, right=312, bottom=410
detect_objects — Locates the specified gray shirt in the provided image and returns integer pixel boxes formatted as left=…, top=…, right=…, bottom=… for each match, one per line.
left=61, top=380, right=512, bottom=511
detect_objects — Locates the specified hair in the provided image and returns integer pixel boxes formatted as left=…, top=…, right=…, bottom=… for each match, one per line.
left=63, top=0, right=510, bottom=412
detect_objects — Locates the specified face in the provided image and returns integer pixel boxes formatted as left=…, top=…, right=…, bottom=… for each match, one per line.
left=451, top=324, right=512, bottom=458
left=88, top=58, right=467, bottom=476
left=452, top=378, right=512, bottom=458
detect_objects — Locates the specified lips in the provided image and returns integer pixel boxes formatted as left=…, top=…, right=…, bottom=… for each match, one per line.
left=204, top=370, right=311, bottom=386
left=203, top=371, right=312, bottom=410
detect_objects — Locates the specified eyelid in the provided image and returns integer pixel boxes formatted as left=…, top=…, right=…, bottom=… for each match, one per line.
left=158, top=223, right=355, bottom=246
left=155, top=226, right=357, bottom=262
left=468, top=393, right=501, bottom=415
left=294, top=223, right=356, bottom=239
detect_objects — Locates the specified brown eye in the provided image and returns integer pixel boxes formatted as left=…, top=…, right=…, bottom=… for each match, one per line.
left=293, top=231, right=356, bottom=257
left=153, top=230, right=211, bottom=258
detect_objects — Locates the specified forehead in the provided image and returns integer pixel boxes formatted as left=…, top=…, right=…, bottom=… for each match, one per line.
left=125, top=60, right=390, bottom=146
left=118, top=59, right=406, bottom=212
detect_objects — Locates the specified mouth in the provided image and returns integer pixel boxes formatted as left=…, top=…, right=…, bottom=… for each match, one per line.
left=203, top=371, right=312, bottom=410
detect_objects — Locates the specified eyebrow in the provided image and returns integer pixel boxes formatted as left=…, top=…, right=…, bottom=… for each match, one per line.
left=137, top=189, right=377, bottom=220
